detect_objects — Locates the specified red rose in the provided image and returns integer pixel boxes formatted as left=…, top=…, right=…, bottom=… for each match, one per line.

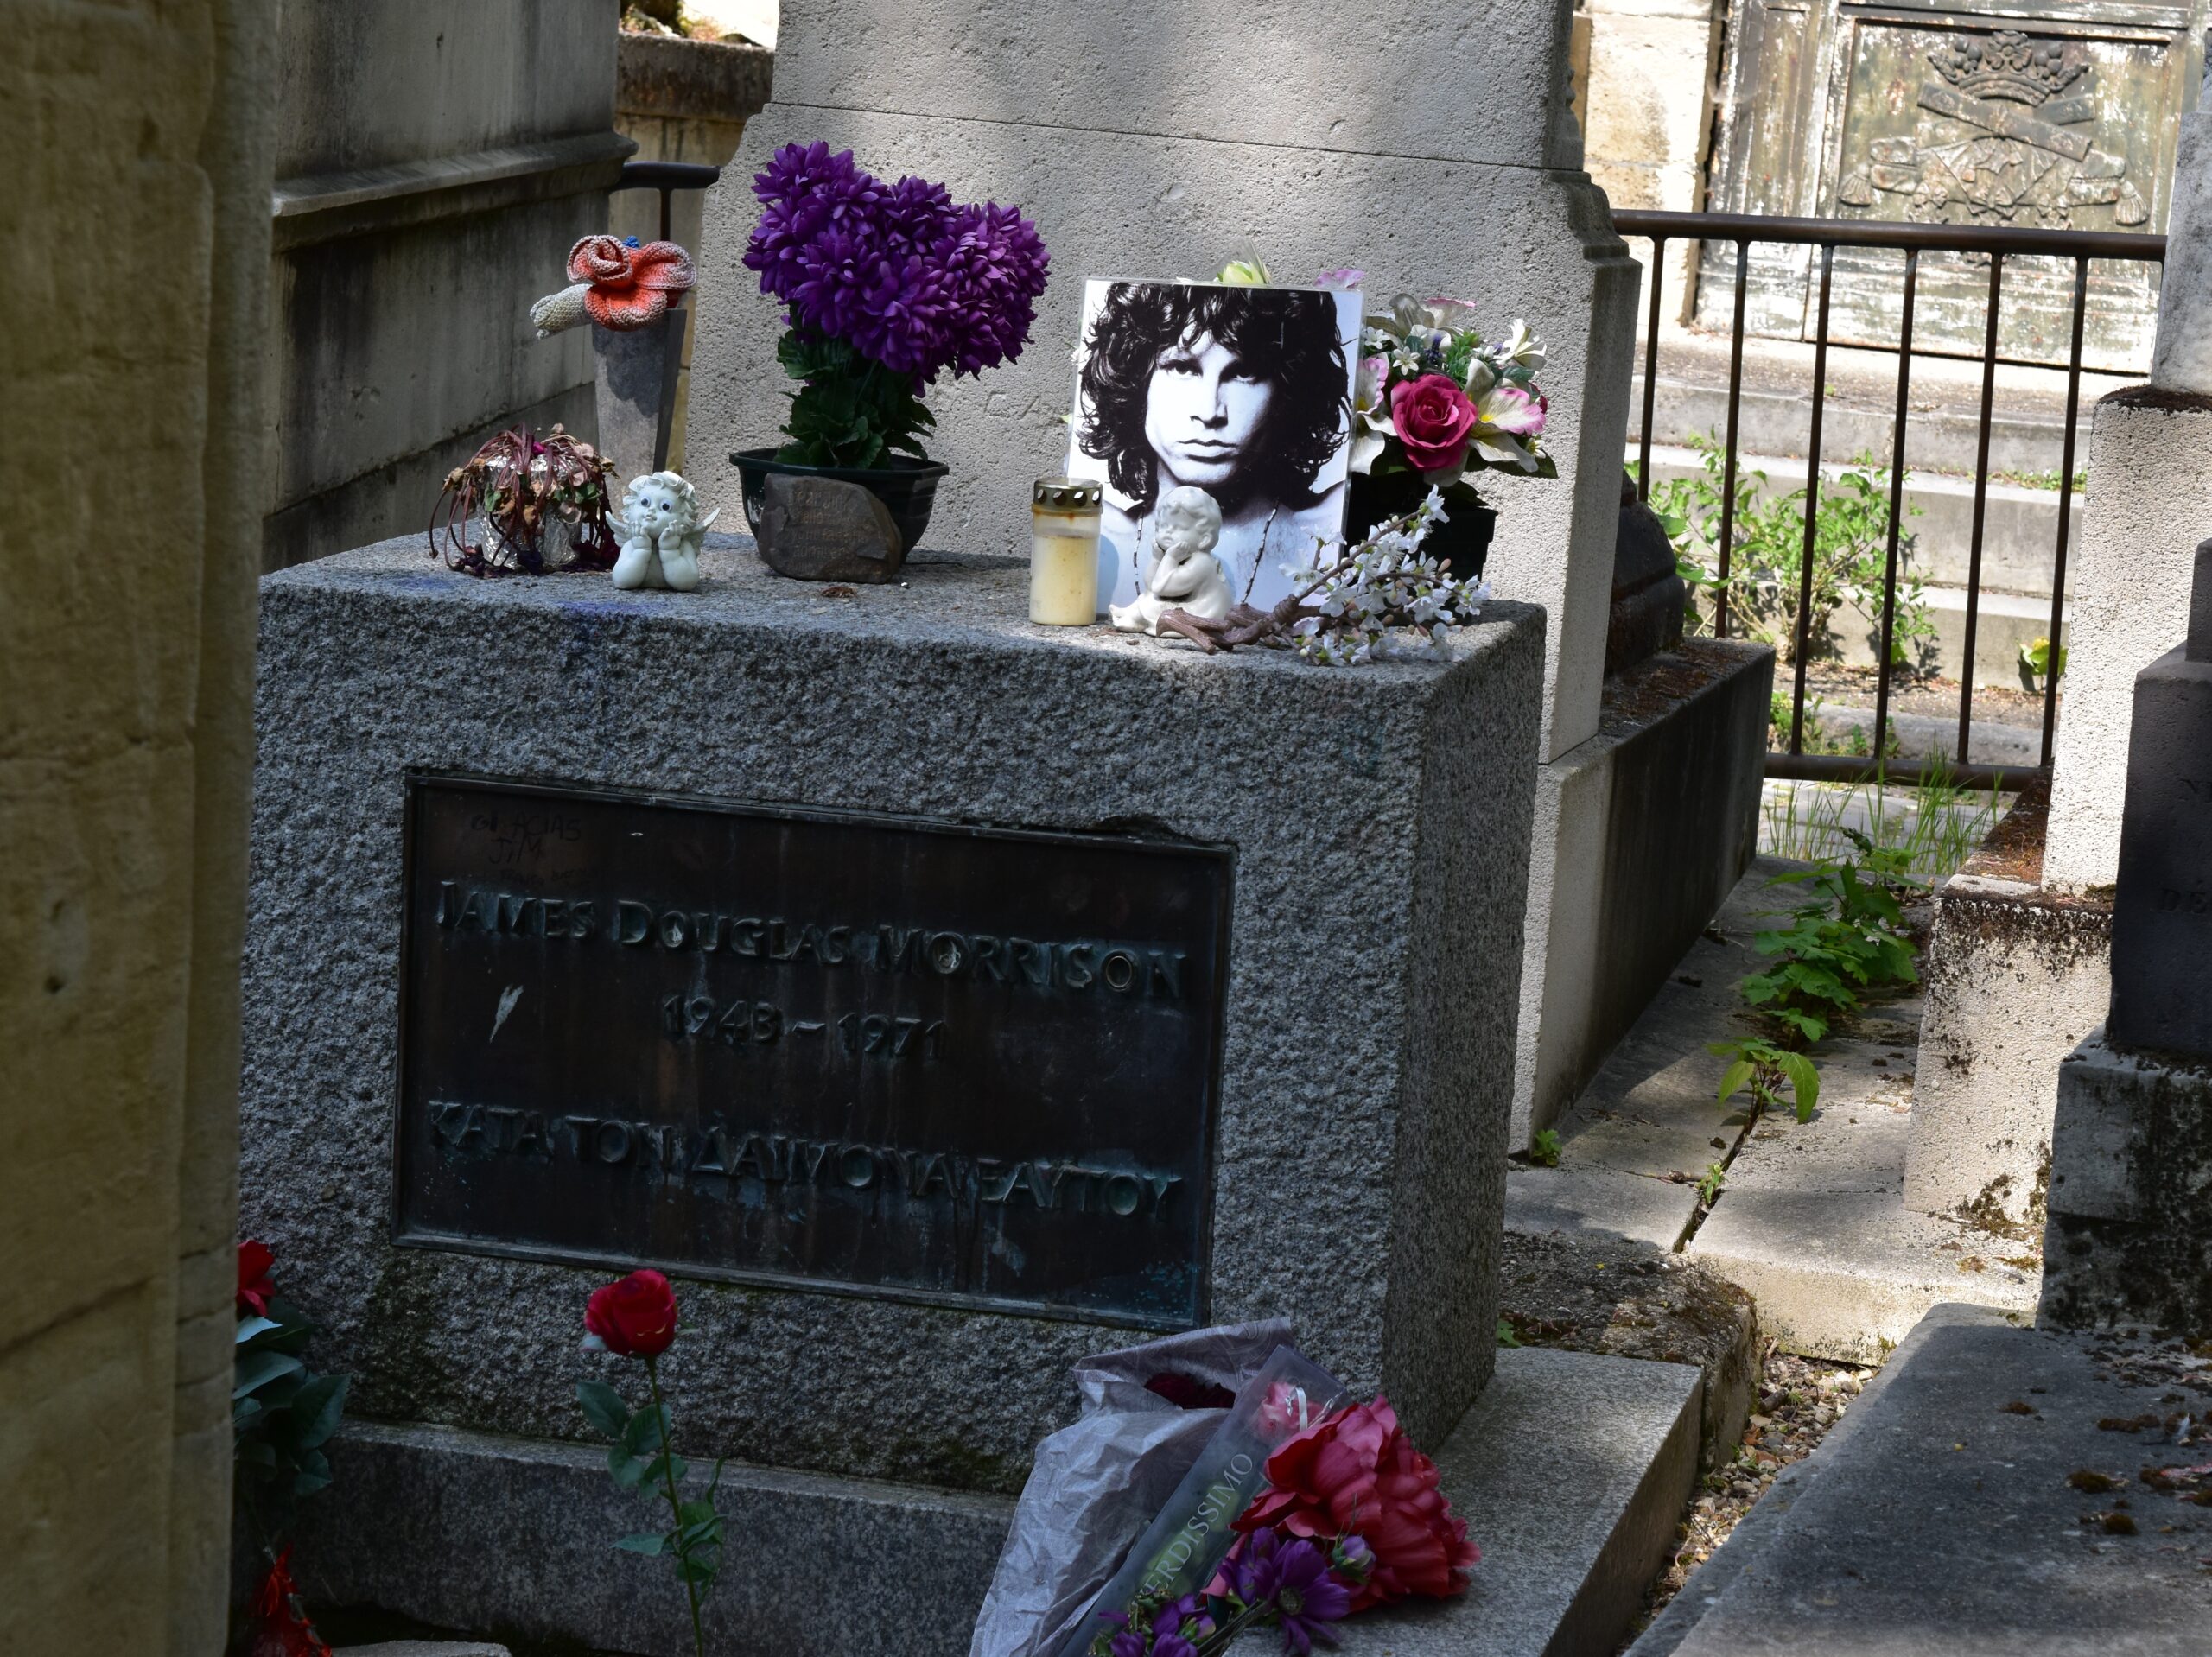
left=1234, top=1395, right=1478, bottom=1611
left=584, top=1268, right=679, bottom=1359
left=238, top=1239, right=276, bottom=1317
left=1388, top=373, right=1478, bottom=475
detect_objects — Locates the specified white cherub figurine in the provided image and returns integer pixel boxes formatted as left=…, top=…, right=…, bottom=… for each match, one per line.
left=610, top=471, right=719, bottom=592
left=1109, top=486, right=1233, bottom=636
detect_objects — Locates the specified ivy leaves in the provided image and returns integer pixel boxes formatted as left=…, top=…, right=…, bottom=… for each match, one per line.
left=578, top=1380, right=728, bottom=1599
left=1714, top=829, right=1919, bottom=1127
left=773, top=332, right=937, bottom=470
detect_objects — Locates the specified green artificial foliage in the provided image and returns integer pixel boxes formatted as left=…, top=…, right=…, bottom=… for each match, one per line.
left=773, top=333, right=937, bottom=469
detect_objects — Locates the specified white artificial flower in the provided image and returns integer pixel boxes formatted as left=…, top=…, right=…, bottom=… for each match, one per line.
left=1497, top=318, right=1547, bottom=373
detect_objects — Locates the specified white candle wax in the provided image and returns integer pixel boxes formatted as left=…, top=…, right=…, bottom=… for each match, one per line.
left=1030, top=512, right=1100, bottom=625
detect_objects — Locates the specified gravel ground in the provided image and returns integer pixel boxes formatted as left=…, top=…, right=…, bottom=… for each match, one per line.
left=1618, top=1343, right=1874, bottom=1651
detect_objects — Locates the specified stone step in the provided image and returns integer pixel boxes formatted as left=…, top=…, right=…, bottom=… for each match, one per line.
left=1718, top=581, right=2066, bottom=689
left=294, top=1351, right=1702, bottom=1657
left=1682, top=1051, right=2040, bottom=1365
left=1641, top=444, right=2083, bottom=599
left=1629, top=1304, right=2212, bottom=1657
left=1632, top=371, right=2092, bottom=482
left=1802, top=704, right=2044, bottom=771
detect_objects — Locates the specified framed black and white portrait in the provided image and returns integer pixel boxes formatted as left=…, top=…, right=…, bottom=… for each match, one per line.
left=1066, top=279, right=1362, bottom=613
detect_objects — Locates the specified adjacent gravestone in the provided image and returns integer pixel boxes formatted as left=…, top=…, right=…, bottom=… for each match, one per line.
left=238, top=532, right=1546, bottom=1653
left=2040, top=536, right=2212, bottom=1334
left=2107, top=536, right=2212, bottom=1054
left=1704, top=14, right=2201, bottom=370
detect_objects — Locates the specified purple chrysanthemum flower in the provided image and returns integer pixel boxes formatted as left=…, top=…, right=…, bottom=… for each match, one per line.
left=742, top=142, right=1048, bottom=388
left=1230, top=1531, right=1352, bottom=1656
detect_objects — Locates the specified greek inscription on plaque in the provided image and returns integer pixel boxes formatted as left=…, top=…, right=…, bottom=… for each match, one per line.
left=394, top=775, right=1232, bottom=1327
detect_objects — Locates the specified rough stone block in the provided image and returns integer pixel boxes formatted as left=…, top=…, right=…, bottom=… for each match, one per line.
left=2040, top=1029, right=2212, bottom=1336
left=1905, top=795, right=2113, bottom=1228
left=242, top=534, right=1543, bottom=1495
left=754, top=473, right=909, bottom=582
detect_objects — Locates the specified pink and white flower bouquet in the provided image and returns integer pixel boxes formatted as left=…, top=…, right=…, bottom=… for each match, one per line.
left=1353, top=298, right=1554, bottom=484
left=1344, top=296, right=1554, bottom=578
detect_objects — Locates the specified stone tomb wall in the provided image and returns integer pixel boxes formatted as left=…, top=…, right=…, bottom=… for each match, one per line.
left=238, top=537, right=1544, bottom=1493
left=688, top=0, right=1639, bottom=764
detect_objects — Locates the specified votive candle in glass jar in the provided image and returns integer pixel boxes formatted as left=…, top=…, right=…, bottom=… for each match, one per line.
left=1030, top=476, right=1103, bottom=625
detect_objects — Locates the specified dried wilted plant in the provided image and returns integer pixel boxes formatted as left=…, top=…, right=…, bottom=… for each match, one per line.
left=430, top=424, right=620, bottom=577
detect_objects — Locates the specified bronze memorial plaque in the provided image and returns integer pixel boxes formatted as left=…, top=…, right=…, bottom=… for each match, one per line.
left=394, top=774, right=1232, bottom=1328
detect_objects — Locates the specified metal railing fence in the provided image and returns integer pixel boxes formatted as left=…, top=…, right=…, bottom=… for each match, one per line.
left=1613, top=209, right=2166, bottom=789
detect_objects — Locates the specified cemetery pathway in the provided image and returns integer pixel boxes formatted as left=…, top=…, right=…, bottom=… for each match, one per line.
left=1507, top=854, right=2053, bottom=1645
left=1507, top=854, right=2039, bottom=1364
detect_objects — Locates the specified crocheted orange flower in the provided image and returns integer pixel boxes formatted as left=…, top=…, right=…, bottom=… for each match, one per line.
left=565, top=235, right=696, bottom=329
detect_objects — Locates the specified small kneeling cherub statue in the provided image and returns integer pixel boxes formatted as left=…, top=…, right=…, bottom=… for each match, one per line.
left=610, top=471, right=719, bottom=592
left=1109, top=485, right=1233, bottom=636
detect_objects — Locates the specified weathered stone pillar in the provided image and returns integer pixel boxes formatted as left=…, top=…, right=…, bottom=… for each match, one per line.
left=1910, top=57, right=2212, bottom=1231
left=2, top=2, right=274, bottom=1651
left=2046, top=60, right=2212, bottom=892
left=2040, top=541, right=2212, bottom=1334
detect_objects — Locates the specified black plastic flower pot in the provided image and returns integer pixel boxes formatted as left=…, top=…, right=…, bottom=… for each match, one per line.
left=1344, top=473, right=1497, bottom=582
left=729, top=448, right=950, bottom=558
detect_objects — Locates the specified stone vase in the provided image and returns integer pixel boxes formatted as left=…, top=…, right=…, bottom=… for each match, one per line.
left=591, top=297, right=689, bottom=479
left=1344, top=471, right=1497, bottom=581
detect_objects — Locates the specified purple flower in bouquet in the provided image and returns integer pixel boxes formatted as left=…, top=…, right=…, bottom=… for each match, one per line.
left=1096, top=1593, right=1215, bottom=1657
left=1227, top=1530, right=1352, bottom=1655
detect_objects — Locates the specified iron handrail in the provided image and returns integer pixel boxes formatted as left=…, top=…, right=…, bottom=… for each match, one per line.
left=615, top=160, right=723, bottom=244
left=1612, top=208, right=2165, bottom=262
left=1614, top=208, right=2167, bottom=789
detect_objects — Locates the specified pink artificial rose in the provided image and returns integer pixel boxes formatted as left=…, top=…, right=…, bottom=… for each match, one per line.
left=1389, top=374, right=1478, bottom=474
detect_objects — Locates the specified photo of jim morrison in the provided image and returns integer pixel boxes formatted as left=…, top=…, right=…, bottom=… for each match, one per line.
left=1067, top=279, right=1362, bottom=613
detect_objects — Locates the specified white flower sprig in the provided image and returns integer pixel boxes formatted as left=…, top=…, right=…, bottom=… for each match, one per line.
left=1147, top=490, right=1490, bottom=663
left=1275, top=490, right=1491, bottom=665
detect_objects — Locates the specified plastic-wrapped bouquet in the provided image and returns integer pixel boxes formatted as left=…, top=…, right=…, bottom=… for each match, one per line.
left=1081, top=1387, right=1478, bottom=1656
left=741, top=142, right=1051, bottom=467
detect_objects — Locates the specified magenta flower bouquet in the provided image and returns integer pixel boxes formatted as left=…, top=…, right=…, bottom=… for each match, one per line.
left=742, top=142, right=1051, bottom=468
